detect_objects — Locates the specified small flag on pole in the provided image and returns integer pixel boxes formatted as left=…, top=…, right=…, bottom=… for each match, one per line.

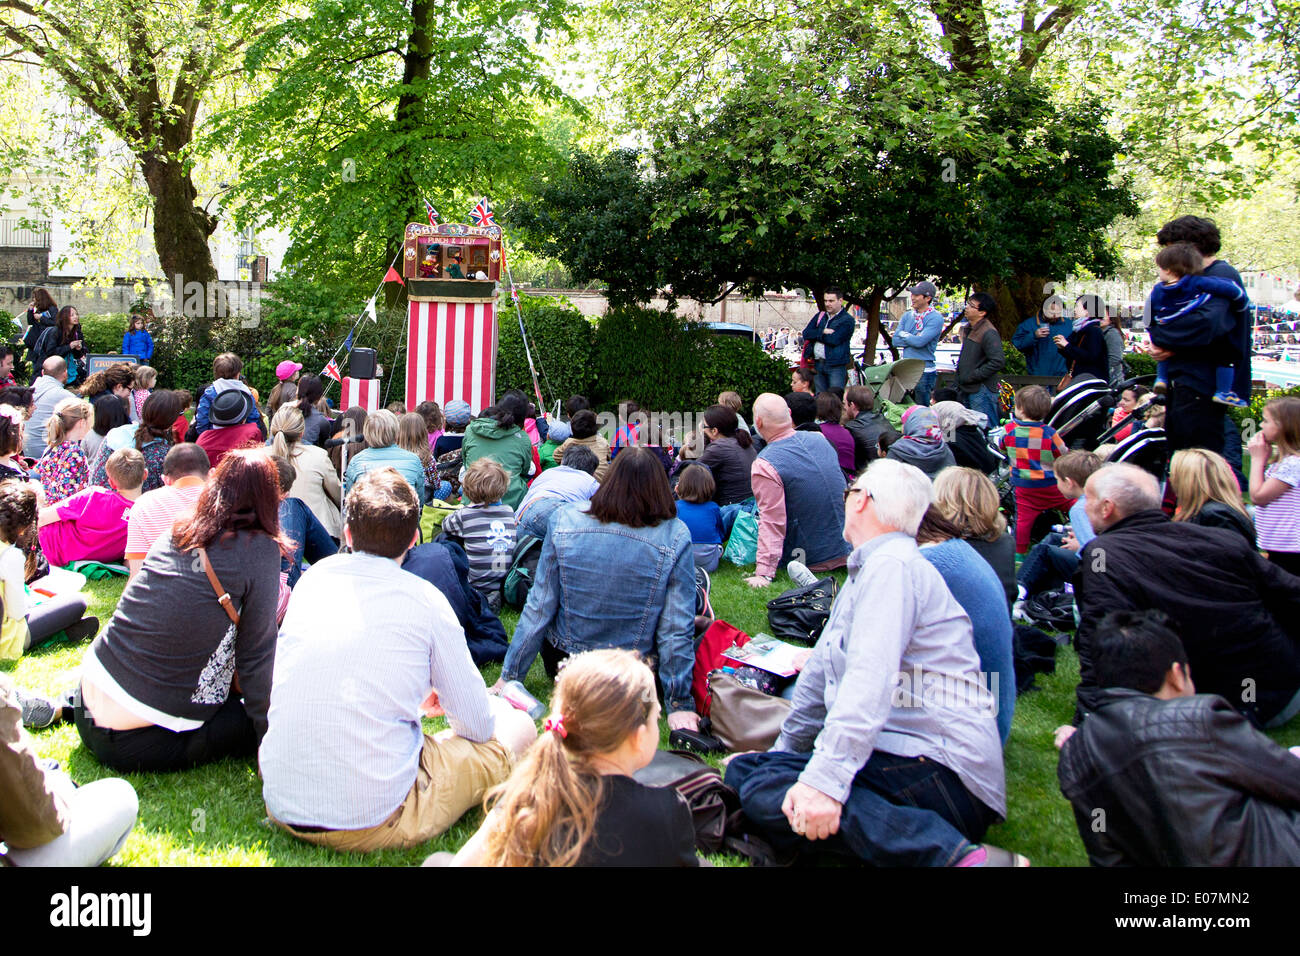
left=364, top=297, right=377, bottom=323
left=323, top=358, right=342, bottom=383
left=343, top=329, right=354, bottom=352
left=424, top=199, right=439, bottom=226
left=384, top=267, right=404, bottom=286
left=469, top=197, right=495, bottom=227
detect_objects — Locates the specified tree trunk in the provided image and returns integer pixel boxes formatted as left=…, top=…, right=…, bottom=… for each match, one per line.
left=976, top=272, right=1052, bottom=340
left=389, top=0, right=436, bottom=267
left=140, top=153, right=221, bottom=317
left=856, top=285, right=895, bottom=364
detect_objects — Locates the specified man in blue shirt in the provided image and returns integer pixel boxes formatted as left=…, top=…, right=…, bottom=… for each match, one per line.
left=892, top=281, right=945, bottom=406
left=1010, top=295, right=1072, bottom=378
left=801, top=288, right=856, bottom=393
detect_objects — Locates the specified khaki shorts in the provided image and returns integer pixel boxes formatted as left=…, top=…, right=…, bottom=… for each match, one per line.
left=272, top=732, right=513, bottom=853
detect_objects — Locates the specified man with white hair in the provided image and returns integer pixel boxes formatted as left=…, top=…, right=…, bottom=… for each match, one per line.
left=1073, top=462, right=1300, bottom=728
left=726, top=460, right=1019, bottom=866
left=744, top=393, right=851, bottom=588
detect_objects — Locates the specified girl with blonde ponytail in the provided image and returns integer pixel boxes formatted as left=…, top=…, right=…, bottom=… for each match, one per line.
left=270, top=403, right=342, bottom=538
left=449, top=649, right=699, bottom=867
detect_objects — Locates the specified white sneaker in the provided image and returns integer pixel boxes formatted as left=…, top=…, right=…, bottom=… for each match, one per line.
left=1012, top=600, right=1032, bottom=624
left=787, top=561, right=817, bottom=588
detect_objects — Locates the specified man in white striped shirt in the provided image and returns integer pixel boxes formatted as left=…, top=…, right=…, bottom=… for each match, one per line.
left=260, top=468, right=536, bottom=852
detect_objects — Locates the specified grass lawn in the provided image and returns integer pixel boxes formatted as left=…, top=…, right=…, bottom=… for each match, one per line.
left=7, top=561, right=1300, bottom=867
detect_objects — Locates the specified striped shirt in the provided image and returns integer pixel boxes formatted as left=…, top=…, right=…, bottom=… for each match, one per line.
left=123, top=477, right=205, bottom=561
left=998, top=418, right=1068, bottom=488
left=1258, top=455, right=1300, bottom=554
left=260, top=551, right=496, bottom=830
left=441, top=502, right=517, bottom=592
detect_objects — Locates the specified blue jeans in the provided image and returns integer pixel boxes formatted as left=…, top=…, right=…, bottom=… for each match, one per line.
left=1016, top=532, right=1080, bottom=597
left=814, top=363, right=848, bottom=393
left=725, top=749, right=997, bottom=866
left=963, top=385, right=1000, bottom=431
left=719, top=497, right=756, bottom=540
left=913, top=370, right=937, bottom=407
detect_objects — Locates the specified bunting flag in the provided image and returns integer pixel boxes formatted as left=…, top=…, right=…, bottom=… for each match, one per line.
left=322, top=358, right=342, bottom=383
left=341, top=376, right=380, bottom=413
left=424, top=198, right=440, bottom=227
left=364, top=297, right=377, bottom=323
left=343, top=329, right=354, bottom=352
left=384, top=266, right=405, bottom=285
left=405, top=299, right=496, bottom=413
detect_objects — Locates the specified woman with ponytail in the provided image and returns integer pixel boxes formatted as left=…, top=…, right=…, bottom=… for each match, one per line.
left=34, top=397, right=92, bottom=504
left=451, top=649, right=698, bottom=867
left=270, top=404, right=341, bottom=538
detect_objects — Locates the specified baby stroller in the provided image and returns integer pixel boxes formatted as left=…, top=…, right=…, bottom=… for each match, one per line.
left=1046, top=377, right=1115, bottom=449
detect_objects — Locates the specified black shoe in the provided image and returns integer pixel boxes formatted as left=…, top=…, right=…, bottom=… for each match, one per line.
left=60, top=617, right=100, bottom=644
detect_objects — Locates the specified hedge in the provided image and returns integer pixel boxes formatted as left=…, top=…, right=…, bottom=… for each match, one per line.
left=496, top=296, right=595, bottom=410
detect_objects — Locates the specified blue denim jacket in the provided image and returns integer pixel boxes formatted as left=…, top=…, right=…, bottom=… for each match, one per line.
left=501, top=503, right=697, bottom=714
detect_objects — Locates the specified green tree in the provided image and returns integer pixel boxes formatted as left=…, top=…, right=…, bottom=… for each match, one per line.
left=513, top=72, right=1135, bottom=351
left=211, top=0, right=577, bottom=302
left=0, top=0, right=273, bottom=304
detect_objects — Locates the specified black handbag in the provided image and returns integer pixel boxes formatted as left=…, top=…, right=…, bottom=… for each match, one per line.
left=765, top=576, right=838, bottom=645
left=632, top=749, right=742, bottom=854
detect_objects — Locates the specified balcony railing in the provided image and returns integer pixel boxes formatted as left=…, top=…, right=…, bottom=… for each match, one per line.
left=0, top=219, right=51, bottom=248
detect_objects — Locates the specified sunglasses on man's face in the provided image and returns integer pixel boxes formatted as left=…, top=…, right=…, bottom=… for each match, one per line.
left=844, top=485, right=870, bottom=502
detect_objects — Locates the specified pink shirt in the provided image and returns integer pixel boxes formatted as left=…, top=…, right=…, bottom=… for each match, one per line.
left=37, top=486, right=134, bottom=567
left=751, top=424, right=794, bottom=579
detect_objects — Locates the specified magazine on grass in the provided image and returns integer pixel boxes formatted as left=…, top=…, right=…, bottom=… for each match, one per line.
left=721, top=634, right=804, bottom=677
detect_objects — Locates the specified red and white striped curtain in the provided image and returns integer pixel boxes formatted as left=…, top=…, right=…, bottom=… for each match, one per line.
left=405, top=300, right=497, bottom=413
left=340, top=377, right=380, bottom=413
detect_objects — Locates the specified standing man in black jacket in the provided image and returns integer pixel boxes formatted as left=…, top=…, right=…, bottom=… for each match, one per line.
left=1145, top=216, right=1249, bottom=456
left=956, top=293, right=1005, bottom=430
left=1058, top=609, right=1300, bottom=866
left=1073, top=463, right=1300, bottom=728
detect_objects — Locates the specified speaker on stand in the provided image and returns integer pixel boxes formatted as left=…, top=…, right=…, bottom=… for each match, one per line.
left=349, top=347, right=377, bottom=380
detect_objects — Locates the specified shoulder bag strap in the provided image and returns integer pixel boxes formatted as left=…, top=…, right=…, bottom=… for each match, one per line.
left=197, top=546, right=240, bottom=625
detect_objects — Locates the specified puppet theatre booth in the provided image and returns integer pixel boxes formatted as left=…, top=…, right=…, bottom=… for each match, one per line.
left=403, top=221, right=502, bottom=413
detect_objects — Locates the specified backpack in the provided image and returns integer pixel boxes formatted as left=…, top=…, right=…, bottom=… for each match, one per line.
left=500, top=533, right=544, bottom=611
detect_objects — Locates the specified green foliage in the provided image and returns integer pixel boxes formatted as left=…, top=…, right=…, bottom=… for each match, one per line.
left=1003, top=343, right=1028, bottom=376
left=211, top=0, right=579, bottom=299
left=694, top=335, right=791, bottom=414
left=496, top=295, right=596, bottom=406
left=259, top=274, right=359, bottom=344
left=79, top=313, right=129, bottom=355
left=1123, top=352, right=1156, bottom=380
left=1231, top=384, right=1300, bottom=428
left=589, top=305, right=788, bottom=411
left=514, top=71, right=1136, bottom=327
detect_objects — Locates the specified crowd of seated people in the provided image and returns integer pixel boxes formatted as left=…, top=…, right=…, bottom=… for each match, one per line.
left=5, top=290, right=1300, bottom=869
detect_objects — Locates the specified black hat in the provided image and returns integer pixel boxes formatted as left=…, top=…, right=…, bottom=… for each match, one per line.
left=210, top=388, right=254, bottom=427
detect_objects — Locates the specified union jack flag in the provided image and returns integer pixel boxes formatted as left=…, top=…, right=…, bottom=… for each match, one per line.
left=469, top=197, right=494, bottom=227
left=424, top=198, right=439, bottom=227
left=322, top=358, right=342, bottom=383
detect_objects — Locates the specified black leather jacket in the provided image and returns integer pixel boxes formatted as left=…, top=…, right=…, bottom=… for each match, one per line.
left=1059, top=689, right=1300, bottom=866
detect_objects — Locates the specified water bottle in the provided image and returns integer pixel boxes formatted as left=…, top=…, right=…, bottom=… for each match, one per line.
left=501, top=680, right=546, bottom=720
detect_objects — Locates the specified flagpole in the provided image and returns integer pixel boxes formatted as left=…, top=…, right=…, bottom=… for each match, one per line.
left=498, top=236, right=547, bottom=418
left=321, top=247, right=403, bottom=395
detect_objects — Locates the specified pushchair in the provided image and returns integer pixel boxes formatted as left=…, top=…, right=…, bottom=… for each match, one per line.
left=1046, top=377, right=1115, bottom=449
